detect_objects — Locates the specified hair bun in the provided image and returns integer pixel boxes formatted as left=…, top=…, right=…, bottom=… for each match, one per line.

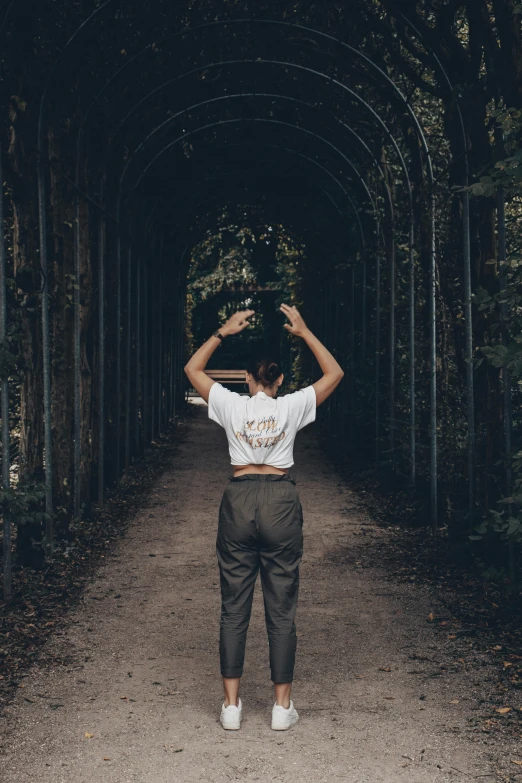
left=246, top=355, right=281, bottom=388
left=266, top=362, right=279, bottom=383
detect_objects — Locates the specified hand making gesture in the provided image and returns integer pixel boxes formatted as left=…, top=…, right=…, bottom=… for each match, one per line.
left=280, top=303, right=309, bottom=338
left=221, top=309, right=256, bottom=336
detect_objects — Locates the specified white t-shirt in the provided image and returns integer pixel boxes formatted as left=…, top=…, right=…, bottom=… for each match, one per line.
left=207, top=382, right=317, bottom=468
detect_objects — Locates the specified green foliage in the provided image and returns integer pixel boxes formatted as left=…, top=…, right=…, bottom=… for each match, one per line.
left=470, top=508, right=522, bottom=546
left=474, top=273, right=522, bottom=379
left=454, top=107, right=522, bottom=198
left=186, top=216, right=309, bottom=386
left=0, top=479, right=52, bottom=532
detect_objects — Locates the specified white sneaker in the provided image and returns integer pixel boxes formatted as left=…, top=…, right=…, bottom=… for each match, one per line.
left=271, top=700, right=299, bottom=730
left=219, top=697, right=243, bottom=730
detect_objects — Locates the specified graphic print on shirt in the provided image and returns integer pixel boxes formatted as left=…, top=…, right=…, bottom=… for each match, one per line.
left=234, top=414, right=286, bottom=450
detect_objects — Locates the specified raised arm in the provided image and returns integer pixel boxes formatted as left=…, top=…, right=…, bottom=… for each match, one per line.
left=184, top=309, right=255, bottom=403
left=280, top=303, right=344, bottom=406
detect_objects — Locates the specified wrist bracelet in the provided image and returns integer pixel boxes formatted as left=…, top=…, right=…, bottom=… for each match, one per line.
left=212, top=330, right=225, bottom=341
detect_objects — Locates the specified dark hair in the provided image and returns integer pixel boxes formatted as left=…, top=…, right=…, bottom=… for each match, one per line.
left=246, top=355, right=282, bottom=388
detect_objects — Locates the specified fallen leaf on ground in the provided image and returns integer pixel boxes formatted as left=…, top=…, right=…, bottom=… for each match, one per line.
left=511, top=760, right=522, bottom=766
left=379, top=667, right=392, bottom=672
left=496, top=707, right=512, bottom=714
left=450, top=699, right=459, bottom=704
left=84, top=733, right=94, bottom=739
left=103, top=757, right=111, bottom=761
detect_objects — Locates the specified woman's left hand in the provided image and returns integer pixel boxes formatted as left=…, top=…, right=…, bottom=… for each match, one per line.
left=221, top=309, right=255, bottom=336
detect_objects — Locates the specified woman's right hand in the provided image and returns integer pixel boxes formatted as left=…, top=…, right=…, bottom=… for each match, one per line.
left=280, top=304, right=309, bottom=337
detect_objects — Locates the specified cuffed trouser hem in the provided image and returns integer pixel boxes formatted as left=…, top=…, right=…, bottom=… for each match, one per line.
left=271, top=674, right=294, bottom=684
left=221, top=668, right=244, bottom=678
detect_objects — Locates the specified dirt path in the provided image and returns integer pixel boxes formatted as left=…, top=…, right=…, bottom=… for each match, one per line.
left=0, top=407, right=499, bottom=782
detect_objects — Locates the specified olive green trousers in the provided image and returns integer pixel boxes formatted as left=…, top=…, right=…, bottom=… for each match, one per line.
left=216, top=473, right=304, bottom=683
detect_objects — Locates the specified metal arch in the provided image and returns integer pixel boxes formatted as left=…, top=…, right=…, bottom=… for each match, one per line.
left=122, top=115, right=383, bottom=369
left=110, top=85, right=413, bottom=473
left=120, top=120, right=404, bottom=477
left=114, top=118, right=381, bottom=326
left=105, top=72, right=414, bottom=469
left=114, top=115, right=381, bottom=473
left=34, top=12, right=427, bottom=266
left=63, top=18, right=421, bottom=495
left=26, top=6, right=436, bottom=528
left=88, top=17, right=424, bottom=496
left=113, top=90, right=398, bottom=195
left=109, top=100, right=407, bottom=482
left=72, top=37, right=394, bottom=237
left=92, top=69, right=395, bottom=285
left=110, top=90, right=399, bottom=257
left=66, top=20, right=421, bottom=225
left=124, top=98, right=407, bottom=465
left=111, top=90, right=391, bottom=241
left=144, top=143, right=366, bottom=250
left=53, top=15, right=434, bottom=181
left=109, top=58, right=412, bottom=196
left=48, top=16, right=420, bottom=496
left=62, top=22, right=416, bottom=241
left=125, top=119, right=379, bottom=227
left=111, top=102, right=382, bottom=244
left=73, top=18, right=417, bottom=286
left=134, top=154, right=363, bottom=272
left=108, top=142, right=364, bottom=490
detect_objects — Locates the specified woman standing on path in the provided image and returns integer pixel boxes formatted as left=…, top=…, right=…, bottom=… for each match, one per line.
left=184, top=304, right=344, bottom=731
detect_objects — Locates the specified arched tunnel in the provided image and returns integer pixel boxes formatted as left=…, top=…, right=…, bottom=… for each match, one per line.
left=2, top=2, right=522, bottom=776
left=3, top=1, right=522, bottom=586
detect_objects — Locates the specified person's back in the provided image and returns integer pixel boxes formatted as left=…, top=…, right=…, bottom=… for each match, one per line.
left=208, top=381, right=316, bottom=469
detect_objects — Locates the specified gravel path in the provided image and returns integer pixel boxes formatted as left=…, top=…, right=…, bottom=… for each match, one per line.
left=0, top=406, right=498, bottom=782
